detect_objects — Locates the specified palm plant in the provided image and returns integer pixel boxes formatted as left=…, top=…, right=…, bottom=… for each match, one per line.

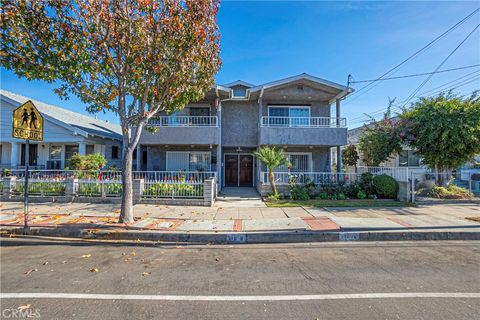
left=255, top=146, right=289, bottom=195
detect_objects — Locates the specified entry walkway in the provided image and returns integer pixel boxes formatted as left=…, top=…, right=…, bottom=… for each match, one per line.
left=215, top=187, right=266, bottom=208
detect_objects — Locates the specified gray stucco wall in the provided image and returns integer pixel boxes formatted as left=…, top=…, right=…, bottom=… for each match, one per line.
left=260, top=127, right=347, bottom=146
left=221, top=101, right=259, bottom=147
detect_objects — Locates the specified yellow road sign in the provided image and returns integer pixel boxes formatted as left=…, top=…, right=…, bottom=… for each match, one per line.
left=12, top=101, right=44, bottom=141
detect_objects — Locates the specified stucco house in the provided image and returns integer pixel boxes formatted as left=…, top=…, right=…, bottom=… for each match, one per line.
left=136, top=73, right=352, bottom=194
left=0, top=90, right=123, bottom=170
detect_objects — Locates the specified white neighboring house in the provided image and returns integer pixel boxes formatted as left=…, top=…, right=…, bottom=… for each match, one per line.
left=0, top=90, right=123, bottom=170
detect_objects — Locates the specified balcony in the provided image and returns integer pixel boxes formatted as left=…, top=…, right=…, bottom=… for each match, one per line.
left=140, top=116, right=219, bottom=145
left=259, top=116, right=347, bottom=146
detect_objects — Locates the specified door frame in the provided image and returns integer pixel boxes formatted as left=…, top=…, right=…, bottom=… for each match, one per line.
left=223, top=153, right=254, bottom=187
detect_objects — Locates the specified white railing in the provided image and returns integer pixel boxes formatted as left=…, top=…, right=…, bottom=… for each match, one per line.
left=75, top=180, right=122, bottom=197
left=260, top=172, right=360, bottom=185
left=148, top=116, right=218, bottom=127
left=142, top=180, right=204, bottom=199
left=132, top=171, right=216, bottom=182
left=261, top=116, right=346, bottom=128
left=357, top=166, right=411, bottom=182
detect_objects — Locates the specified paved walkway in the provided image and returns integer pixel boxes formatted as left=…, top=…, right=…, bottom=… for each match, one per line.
left=215, top=187, right=266, bottom=208
left=0, top=202, right=478, bottom=233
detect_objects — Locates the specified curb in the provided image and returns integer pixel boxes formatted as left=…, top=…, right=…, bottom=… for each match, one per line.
left=2, top=226, right=480, bottom=244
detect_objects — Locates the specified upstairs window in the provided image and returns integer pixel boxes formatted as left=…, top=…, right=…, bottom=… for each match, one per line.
left=268, top=106, right=310, bottom=126
left=399, top=150, right=420, bottom=167
left=233, top=87, right=247, bottom=98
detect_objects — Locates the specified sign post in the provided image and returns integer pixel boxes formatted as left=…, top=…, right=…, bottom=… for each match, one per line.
left=12, top=101, right=44, bottom=229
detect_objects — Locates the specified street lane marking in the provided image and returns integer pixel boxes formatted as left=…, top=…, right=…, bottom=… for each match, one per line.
left=1, top=292, right=479, bottom=301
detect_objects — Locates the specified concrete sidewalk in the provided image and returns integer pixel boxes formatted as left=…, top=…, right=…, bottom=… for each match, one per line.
left=1, top=202, right=479, bottom=234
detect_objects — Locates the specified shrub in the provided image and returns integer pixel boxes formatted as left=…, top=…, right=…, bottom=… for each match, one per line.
left=343, top=182, right=361, bottom=198
left=356, top=190, right=367, bottom=199
left=373, top=174, right=399, bottom=199
left=288, top=175, right=311, bottom=200
left=267, top=193, right=283, bottom=201
left=315, top=192, right=329, bottom=200
left=144, top=182, right=202, bottom=198
left=2, top=168, right=11, bottom=177
left=336, top=193, right=347, bottom=200
left=70, top=153, right=107, bottom=171
left=359, top=172, right=375, bottom=195
left=417, top=185, right=471, bottom=199
left=367, top=194, right=378, bottom=199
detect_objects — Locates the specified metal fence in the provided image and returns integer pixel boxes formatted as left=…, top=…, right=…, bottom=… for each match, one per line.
left=1, top=170, right=214, bottom=200
left=412, top=171, right=480, bottom=203
left=260, top=172, right=361, bottom=185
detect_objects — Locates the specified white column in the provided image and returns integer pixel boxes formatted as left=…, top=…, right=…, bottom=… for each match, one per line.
left=136, top=145, right=141, bottom=171
left=336, top=99, right=343, bottom=173
left=10, top=142, right=19, bottom=168
left=78, top=142, right=86, bottom=156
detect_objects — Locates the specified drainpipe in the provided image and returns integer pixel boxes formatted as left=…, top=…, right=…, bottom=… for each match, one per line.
left=257, top=88, right=265, bottom=188
left=216, top=86, right=234, bottom=189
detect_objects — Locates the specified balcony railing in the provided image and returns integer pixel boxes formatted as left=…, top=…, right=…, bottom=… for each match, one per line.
left=148, top=116, right=218, bottom=127
left=261, top=116, right=346, bottom=128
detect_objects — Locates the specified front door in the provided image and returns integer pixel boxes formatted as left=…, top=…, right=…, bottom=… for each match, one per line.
left=224, top=154, right=253, bottom=187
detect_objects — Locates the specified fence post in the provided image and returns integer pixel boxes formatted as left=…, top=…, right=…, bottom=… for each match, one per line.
left=203, top=178, right=215, bottom=207
left=66, top=178, right=77, bottom=199
left=469, top=172, right=473, bottom=200
left=132, top=179, right=144, bottom=204
left=411, top=173, right=416, bottom=203
left=3, top=176, right=16, bottom=198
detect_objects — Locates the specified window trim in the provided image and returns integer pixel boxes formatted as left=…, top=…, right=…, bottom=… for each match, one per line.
left=267, top=105, right=311, bottom=118
left=273, top=152, right=313, bottom=172
left=166, top=151, right=211, bottom=171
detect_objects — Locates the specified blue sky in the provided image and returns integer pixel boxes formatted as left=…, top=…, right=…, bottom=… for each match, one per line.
left=1, top=1, right=479, bottom=128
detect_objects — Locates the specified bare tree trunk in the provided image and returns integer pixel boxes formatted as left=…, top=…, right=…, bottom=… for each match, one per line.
left=119, top=134, right=135, bottom=223
left=268, top=169, right=277, bottom=195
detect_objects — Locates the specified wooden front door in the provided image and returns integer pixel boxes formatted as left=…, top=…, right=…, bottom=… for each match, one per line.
left=225, top=155, right=239, bottom=186
left=224, top=154, right=253, bottom=187
left=239, top=155, right=253, bottom=187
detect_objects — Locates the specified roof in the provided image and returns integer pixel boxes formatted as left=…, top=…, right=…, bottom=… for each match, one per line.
left=222, top=80, right=256, bottom=88
left=249, top=73, right=352, bottom=93
left=0, top=89, right=122, bottom=140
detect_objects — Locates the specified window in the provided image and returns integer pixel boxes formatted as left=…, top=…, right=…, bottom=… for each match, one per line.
left=399, top=150, right=420, bottom=167
left=64, top=145, right=78, bottom=167
left=20, top=144, right=38, bottom=166
left=233, top=87, right=247, bottom=98
left=111, top=146, right=119, bottom=159
left=49, top=145, right=62, bottom=160
left=268, top=106, right=310, bottom=126
left=166, top=151, right=211, bottom=171
left=275, top=153, right=312, bottom=172
left=86, top=144, right=95, bottom=155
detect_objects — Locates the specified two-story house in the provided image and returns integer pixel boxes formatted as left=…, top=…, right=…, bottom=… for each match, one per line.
left=137, top=73, right=352, bottom=194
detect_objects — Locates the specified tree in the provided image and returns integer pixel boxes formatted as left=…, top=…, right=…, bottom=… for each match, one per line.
left=1, top=0, right=221, bottom=223
left=255, top=147, right=289, bottom=196
left=342, top=144, right=359, bottom=170
left=358, top=99, right=403, bottom=166
left=400, top=93, right=480, bottom=171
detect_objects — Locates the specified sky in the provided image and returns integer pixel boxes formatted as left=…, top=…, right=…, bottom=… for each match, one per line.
left=1, top=1, right=479, bottom=128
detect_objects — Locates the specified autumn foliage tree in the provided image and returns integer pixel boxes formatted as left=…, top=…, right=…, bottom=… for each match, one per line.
left=1, top=0, right=221, bottom=222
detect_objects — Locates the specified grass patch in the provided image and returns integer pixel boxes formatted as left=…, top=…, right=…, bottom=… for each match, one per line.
left=265, top=199, right=413, bottom=208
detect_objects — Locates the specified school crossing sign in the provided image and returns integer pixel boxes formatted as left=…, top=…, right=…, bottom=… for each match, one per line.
left=12, top=101, right=44, bottom=141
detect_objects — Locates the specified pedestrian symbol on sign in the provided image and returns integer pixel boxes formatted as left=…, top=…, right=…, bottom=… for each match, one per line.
left=12, top=101, right=44, bottom=141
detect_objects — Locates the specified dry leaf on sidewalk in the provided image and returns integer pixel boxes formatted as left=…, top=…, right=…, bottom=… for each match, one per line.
left=142, top=272, right=151, bottom=277
left=24, top=269, right=38, bottom=275
left=89, top=268, right=99, bottom=272
left=81, top=254, right=91, bottom=258
left=17, top=304, right=31, bottom=310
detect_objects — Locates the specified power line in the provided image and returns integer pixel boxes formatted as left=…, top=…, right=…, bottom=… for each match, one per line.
left=401, top=23, right=480, bottom=107
left=344, top=7, right=480, bottom=104
left=417, top=70, right=480, bottom=96
left=350, top=64, right=480, bottom=83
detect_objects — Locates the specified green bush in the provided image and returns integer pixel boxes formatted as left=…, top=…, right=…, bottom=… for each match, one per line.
left=336, top=193, right=347, bottom=200
left=373, top=174, right=399, bottom=199
left=14, top=181, right=66, bottom=195
left=144, top=183, right=202, bottom=198
left=359, top=172, right=375, bottom=195
left=71, top=153, right=107, bottom=171
left=417, top=184, right=471, bottom=199
left=356, top=190, right=367, bottom=199
left=343, top=182, right=361, bottom=198
left=315, top=192, right=329, bottom=200
left=288, top=175, right=311, bottom=200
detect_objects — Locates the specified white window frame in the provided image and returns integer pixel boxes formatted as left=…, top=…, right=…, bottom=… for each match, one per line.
left=274, top=152, right=312, bottom=172
left=166, top=151, right=211, bottom=171
left=267, top=105, right=311, bottom=117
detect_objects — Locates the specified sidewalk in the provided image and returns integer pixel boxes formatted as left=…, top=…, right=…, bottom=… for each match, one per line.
left=1, top=202, right=479, bottom=242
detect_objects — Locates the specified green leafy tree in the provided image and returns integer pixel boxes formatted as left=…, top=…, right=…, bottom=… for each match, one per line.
left=1, top=0, right=221, bottom=223
left=400, top=93, right=480, bottom=171
left=255, top=146, right=289, bottom=196
left=342, top=144, right=359, bottom=169
left=358, top=101, right=403, bottom=166
left=70, top=153, right=107, bottom=171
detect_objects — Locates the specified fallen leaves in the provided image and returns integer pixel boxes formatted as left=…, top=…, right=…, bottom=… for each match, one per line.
left=24, top=269, right=38, bottom=275
left=17, top=304, right=31, bottom=310
left=81, top=254, right=91, bottom=258
left=89, top=268, right=99, bottom=273
left=141, top=272, right=151, bottom=277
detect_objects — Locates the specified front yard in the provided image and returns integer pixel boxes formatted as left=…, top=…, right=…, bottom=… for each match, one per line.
left=265, top=199, right=413, bottom=208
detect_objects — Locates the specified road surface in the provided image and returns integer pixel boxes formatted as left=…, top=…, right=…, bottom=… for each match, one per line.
left=1, top=238, right=479, bottom=319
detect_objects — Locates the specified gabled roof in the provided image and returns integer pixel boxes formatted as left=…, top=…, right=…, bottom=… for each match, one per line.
left=222, top=80, right=256, bottom=88
left=0, top=89, right=122, bottom=140
left=248, top=73, right=352, bottom=93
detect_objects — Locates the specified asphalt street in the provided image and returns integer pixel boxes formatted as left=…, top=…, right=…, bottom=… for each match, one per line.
left=1, top=238, right=479, bottom=320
